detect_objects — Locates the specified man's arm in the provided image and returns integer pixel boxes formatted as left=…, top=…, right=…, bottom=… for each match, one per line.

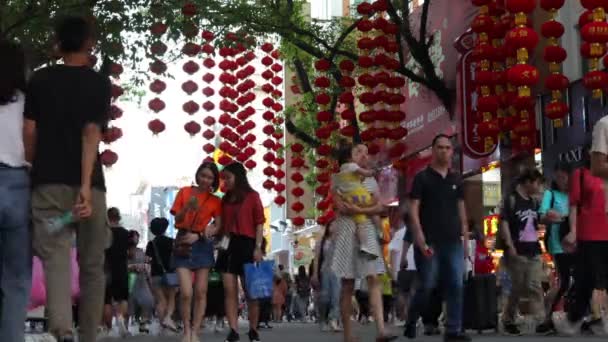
left=591, top=152, right=608, bottom=179
left=458, top=200, right=470, bottom=260
left=23, top=119, right=37, bottom=164
left=400, top=240, right=411, bottom=270
left=81, top=123, right=102, bottom=189
left=591, top=120, right=608, bottom=178
left=500, top=220, right=516, bottom=254
left=409, top=199, right=426, bottom=250
left=356, top=167, right=376, bottom=178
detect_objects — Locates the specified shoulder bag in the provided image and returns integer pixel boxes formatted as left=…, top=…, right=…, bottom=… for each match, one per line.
left=151, top=239, right=179, bottom=287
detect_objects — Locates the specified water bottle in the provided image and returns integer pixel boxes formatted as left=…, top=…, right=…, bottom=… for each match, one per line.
left=45, top=211, right=75, bottom=234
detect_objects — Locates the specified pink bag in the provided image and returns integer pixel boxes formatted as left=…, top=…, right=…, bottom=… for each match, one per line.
left=28, top=248, right=81, bottom=310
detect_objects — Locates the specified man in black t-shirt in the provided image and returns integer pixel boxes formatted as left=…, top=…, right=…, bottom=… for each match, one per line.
left=404, top=135, right=471, bottom=342
left=103, top=208, right=130, bottom=335
left=23, top=16, right=111, bottom=342
left=499, top=169, right=545, bottom=336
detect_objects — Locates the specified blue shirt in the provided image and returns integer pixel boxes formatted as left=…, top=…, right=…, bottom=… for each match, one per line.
left=538, top=190, right=569, bottom=255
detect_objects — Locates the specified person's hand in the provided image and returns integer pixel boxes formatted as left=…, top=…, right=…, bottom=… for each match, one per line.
left=180, top=231, right=200, bottom=245
left=507, top=246, right=518, bottom=258
left=546, top=210, right=562, bottom=222
left=205, top=224, right=218, bottom=238
left=563, top=231, right=576, bottom=246
left=187, top=196, right=198, bottom=210
left=464, top=243, right=470, bottom=261
left=253, top=247, right=263, bottom=262
left=400, top=257, right=408, bottom=270
left=74, top=186, right=93, bottom=219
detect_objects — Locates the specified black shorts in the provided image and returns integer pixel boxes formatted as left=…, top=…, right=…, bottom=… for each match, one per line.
left=104, top=271, right=129, bottom=304
left=577, top=241, right=608, bottom=290
left=215, top=235, right=256, bottom=276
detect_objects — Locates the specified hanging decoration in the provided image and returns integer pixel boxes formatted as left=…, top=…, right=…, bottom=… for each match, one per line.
left=505, top=0, right=540, bottom=151
left=541, top=0, right=569, bottom=127
left=201, top=30, right=216, bottom=161
left=471, top=0, right=500, bottom=153
left=180, top=3, right=202, bottom=138
left=580, top=0, right=608, bottom=98
left=290, top=142, right=306, bottom=227
left=313, top=57, right=334, bottom=223
left=148, top=17, right=168, bottom=135
left=217, top=35, right=239, bottom=166
left=102, top=61, right=125, bottom=167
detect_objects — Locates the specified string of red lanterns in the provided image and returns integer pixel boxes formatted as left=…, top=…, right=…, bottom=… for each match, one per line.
left=217, top=35, right=240, bottom=166
left=181, top=2, right=202, bottom=138
left=148, top=18, right=168, bottom=136
left=201, top=30, right=216, bottom=161
left=232, top=38, right=258, bottom=170
left=541, top=0, right=569, bottom=127
left=471, top=0, right=500, bottom=153
left=505, top=0, right=539, bottom=152
left=101, top=61, right=125, bottom=168
left=261, top=42, right=278, bottom=196
left=290, top=142, right=306, bottom=227
left=580, top=0, right=608, bottom=98
left=313, top=57, right=334, bottom=223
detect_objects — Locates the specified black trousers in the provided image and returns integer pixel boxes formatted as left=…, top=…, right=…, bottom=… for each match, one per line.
left=422, top=287, right=442, bottom=326
left=549, top=253, right=575, bottom=315
left=568, top=241, right=608, bottom=323
left=259, top=298, right=273, bottom=323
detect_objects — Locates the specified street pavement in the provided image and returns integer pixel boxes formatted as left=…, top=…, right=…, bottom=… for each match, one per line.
left=96, top=322, right=607, bottom=342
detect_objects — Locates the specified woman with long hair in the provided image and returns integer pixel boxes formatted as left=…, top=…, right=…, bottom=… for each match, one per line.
left=145, top=218, right=179, bottom=333
left=331, top=143, right=396, bottom=342
left=311, top=220, right=342, bottom=332
left=215, top=162, right=265, bottom=342
left=170, top=162, right=222, bottom=342
left=536, top=162, right=572, bottom=333
left=0, top=39, right=30, bottom=342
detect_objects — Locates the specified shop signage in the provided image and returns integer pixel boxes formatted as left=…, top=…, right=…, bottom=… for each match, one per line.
left=401, top=1, right=475, bottom=156
left=558, top=146, right=584, bottom=164
left=456, top=30, right=497, bottom=159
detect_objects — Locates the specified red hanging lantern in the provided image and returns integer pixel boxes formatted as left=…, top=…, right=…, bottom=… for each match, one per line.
left=184, top=121, right=202, bottom=137
left=148, top=119, right=166, bottom=135
left=100, top=149, right=118, bottom=168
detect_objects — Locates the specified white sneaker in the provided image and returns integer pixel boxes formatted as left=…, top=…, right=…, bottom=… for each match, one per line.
left=117, top=316, right=129, bottom=337
left=163, top=317, right=179, bottom=332
left=330, top=320, right=343, bottom=332
left=552, top=312, right=583, bottom=336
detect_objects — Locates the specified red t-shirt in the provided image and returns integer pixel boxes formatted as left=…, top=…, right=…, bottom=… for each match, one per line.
left=569, top=168, right=608, bottom=241
left=474, top=242, right=494, bottom=275
left=222, top=191, right=265, bottom=239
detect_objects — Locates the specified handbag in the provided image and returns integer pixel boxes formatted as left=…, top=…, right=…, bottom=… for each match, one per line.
left=244, top=260, right=275, bottom=299
left=151, top=239, right=179, bottom=287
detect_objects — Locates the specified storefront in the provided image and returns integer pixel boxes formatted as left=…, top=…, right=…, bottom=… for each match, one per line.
left=540, top=78, right=606, bottom=175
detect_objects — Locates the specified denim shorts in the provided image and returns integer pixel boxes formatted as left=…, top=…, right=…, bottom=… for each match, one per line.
left=172, top=237, right=215, bottom=270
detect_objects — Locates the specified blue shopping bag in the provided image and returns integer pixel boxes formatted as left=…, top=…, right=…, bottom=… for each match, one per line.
left=244, top=260, right=275, bottom=300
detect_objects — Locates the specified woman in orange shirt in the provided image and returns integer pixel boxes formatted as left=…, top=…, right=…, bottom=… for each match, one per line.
left=170, top=162, right=222, bottom=342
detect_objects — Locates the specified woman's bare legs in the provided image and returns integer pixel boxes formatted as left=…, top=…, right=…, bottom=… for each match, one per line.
left=192, top=269, right=210, bottom=338
left=340, top=279, right=355, bottom=342
left=177, top=268, right=194, bottom=340
left=223, top=273, right=240, bottom=331
left=367, top=274, right=389, bottom=337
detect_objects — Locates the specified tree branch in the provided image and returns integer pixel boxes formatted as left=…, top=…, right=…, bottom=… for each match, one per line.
left=419, top=0, right=431, bottom=44
left=293, top=58, right=313, bottom=93
left=286, top=118, right=320, bottom=148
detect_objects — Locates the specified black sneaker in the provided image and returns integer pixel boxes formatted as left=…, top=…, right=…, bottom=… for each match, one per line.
left=535, top=321, right=555, bottom=335
left=503, top=323, right=522, bottom=336
left=248, top=328, right=261, bottom=342
left=403, top=324, right=416, bottom=339
left=225, top=329, right=240, bottom=342
left=58, top=336, right=74, bottom=342
left=424, top=325, right=441, bottom=336
left=444, top=332, right=472, bottom=342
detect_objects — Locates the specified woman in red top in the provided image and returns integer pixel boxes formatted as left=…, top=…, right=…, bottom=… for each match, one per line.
left=215, top=162, right=265, bottom=342
left=555, top=145, right=608, bottom=335
left=170, top=162, right=222, bottom=342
